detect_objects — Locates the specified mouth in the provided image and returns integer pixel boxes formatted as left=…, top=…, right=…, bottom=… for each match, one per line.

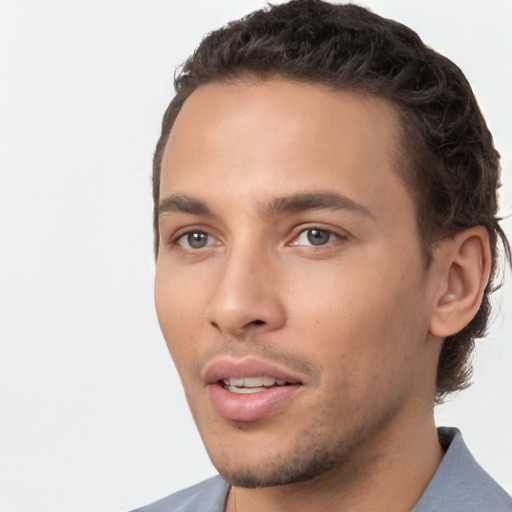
left=204, top=358, right=304, bottom=422
left=221, top=376, right=291, bottom=394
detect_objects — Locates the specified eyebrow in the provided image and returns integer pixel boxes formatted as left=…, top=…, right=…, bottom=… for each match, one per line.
left=158, top=191, right=374, bottom=218
left=261, top=192, right=374, bottom=218
left=158, top=194, right=212, bottom=216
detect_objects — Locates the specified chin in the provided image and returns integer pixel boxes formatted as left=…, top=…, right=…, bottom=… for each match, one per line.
left=205, top=424, right=354, bottom=489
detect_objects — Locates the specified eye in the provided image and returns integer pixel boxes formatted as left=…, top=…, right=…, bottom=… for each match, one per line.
left=293, top=228, right=338, bottom=246
left=177, top=231, right=215, bottom=249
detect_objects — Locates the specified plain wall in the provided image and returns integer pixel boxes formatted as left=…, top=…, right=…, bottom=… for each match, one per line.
left=0, top=1, right=510, bottom=511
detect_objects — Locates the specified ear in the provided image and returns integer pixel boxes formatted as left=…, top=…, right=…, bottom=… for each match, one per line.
left=429, top=226, right=492, bottom=338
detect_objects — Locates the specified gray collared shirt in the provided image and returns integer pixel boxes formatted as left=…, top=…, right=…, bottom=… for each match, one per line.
left=132, top=428, right=512, bottom=512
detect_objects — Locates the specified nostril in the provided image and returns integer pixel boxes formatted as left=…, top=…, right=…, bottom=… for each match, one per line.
left=253, top=319, right=265, bottom=326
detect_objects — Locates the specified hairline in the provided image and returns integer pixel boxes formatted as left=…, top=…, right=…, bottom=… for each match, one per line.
left=153, top=74, right=435, bottom=268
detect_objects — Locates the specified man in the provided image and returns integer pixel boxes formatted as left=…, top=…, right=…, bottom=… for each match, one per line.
left=134, top=1, right=511, bottom=510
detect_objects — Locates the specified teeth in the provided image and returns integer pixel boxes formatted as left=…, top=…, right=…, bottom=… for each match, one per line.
left=228, top=386, right=265, bottom=394
left=243, top=377, right=264, bottom=387
left=222, top=376, right=289, bottom=392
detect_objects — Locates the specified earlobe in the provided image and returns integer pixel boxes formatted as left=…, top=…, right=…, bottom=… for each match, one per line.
left=429, top=227, right=491, bottom=338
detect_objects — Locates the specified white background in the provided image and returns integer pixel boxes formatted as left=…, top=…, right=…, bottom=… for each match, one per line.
left=0, top=1, right=511, bottom=511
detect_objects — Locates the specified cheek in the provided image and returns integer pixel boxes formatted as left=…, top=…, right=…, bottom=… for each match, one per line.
left=154, top=269, right=204, bottom=371
left=285, top=258, right=428, bottom=376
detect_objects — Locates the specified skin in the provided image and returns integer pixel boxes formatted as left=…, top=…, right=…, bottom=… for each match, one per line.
left=155, top=79, right=458, bottom=512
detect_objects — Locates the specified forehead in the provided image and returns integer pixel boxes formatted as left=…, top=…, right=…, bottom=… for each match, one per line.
left=160, top=79, right=413, bottom=224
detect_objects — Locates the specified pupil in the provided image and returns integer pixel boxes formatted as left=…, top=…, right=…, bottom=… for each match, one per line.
left=307, top=229, right=329, bottom=246
left=188, top=232, right=207, bottom=248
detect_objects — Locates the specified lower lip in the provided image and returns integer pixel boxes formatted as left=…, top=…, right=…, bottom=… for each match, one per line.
left=208, top=383, right=302, bottom=422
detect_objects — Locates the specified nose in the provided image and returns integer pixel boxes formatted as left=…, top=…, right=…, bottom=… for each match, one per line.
left=207, top=246, right=286, bottom=337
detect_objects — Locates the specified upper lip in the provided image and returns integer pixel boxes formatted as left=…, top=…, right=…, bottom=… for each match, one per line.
left=203, top=357, right=304, bottom=385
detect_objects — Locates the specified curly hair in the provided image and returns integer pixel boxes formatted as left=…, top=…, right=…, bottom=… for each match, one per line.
left=152, top=0, right=510, bottom=401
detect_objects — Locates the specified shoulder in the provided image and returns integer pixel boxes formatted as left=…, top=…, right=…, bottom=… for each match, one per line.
left=130, top=475, right=230, bottom=512
left=413, top=427, right=512, bottom=512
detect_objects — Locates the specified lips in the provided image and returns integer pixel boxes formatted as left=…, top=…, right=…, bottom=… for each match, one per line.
left=204, top=358, right=304, bottom=421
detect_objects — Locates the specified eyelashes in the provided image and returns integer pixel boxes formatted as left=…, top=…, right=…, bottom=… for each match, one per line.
left=171, top=225, right=347, bottom=252
left=176, top=231, right=215, bottom=250
left=291, top=228, right=342, bottom=247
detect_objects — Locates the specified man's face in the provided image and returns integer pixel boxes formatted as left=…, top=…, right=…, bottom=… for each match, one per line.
left=155, top=79, right=441, bottom=487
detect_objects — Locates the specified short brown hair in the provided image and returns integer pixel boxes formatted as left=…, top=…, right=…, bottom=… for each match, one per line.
left=152, top=0, right=510, bottom=401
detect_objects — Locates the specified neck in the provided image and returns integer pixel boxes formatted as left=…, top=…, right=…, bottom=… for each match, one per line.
left=226, top=412, right=443, bottom=512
